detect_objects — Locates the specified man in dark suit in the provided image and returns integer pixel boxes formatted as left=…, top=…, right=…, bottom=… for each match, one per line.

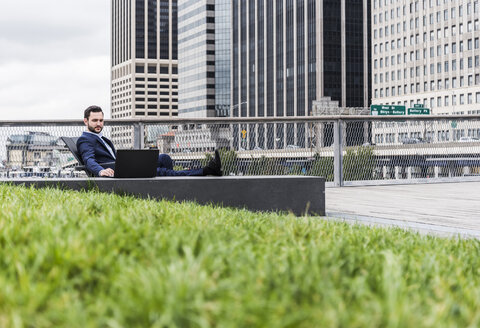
left=77, top=105, right=222, bottom=177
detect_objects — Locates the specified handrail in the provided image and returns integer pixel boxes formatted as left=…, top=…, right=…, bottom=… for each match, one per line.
left=0, top=114, right=479, bottom=126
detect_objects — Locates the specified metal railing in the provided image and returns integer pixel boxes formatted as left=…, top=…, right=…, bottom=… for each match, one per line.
left=1, top=115, right=480, bottom=186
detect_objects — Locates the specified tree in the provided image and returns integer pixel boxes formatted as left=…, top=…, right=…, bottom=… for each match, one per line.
left=247, top=156, right=286, bottom=175
left=308, top=153, right=334, bottom=181
left=343, top=146, right=376, bottom=181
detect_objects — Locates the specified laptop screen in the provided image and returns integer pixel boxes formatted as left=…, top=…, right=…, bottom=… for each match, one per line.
left=114, top=149, right=159, bottom=178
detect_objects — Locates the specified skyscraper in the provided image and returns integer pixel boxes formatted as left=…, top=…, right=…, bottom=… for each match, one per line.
left=177, top=0, right=231, bottom=117
left=111, top=0, right=179, bottom=144
left=231, top=0, right=371, bottom=148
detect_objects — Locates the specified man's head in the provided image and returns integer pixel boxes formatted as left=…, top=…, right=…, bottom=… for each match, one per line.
left=83, top=105, right=104, bottom=134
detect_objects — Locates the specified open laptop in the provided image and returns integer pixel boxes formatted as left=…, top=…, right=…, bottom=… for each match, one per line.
left=113, top=149, right=159, bottom=178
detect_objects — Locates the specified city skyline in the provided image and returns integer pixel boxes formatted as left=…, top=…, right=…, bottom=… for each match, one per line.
left=3, top=1, right=480, bottom=122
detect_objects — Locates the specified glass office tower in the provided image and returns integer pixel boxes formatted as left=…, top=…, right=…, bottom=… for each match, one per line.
left=231, top=0, right=371, bottom=149
left=177, top=0, right=231, bottom=117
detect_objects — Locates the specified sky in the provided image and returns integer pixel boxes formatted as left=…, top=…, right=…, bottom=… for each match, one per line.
left=0, top=0, right=110, bottom=120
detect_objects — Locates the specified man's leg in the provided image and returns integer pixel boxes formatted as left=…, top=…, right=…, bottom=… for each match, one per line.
left=157, top=167, right=204, bottom=176
left=156, top=151, right=222, bottom=176
left=157, top=154, right=174, bottom=170
left=157, top=153, right=204, bottom=176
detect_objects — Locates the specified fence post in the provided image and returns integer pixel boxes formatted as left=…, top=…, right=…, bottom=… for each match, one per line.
left=133, top=122, right=144, bottom=149
left=334, top=119, right=344, bottom=187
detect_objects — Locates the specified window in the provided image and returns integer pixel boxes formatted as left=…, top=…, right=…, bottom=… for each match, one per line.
left=135, top=64, right=145, bottom=73
left=460, top=94, right=465, bottom=105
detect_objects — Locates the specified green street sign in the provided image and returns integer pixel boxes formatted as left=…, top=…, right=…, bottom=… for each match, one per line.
left=413, top=104, right=424, bottom=108
left=370, top=104, right=406, bottom=115
left=407, top=108, right=430, bottom=115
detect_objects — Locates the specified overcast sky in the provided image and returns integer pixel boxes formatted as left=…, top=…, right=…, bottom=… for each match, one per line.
left=0, top=0, right=110, bottom=120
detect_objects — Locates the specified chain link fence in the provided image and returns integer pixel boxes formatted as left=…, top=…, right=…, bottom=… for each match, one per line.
left=1, top=115, right=480, bottom=186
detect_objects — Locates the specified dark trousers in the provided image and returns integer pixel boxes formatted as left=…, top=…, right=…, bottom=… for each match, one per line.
left=157, top=154, right=204, bottom=176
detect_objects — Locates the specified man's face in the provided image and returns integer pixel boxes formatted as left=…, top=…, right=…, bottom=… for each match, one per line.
left=84, top=111, right=104, bottom=134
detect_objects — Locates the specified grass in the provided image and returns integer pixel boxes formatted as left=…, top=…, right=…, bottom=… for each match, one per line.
left=0, top=184, right=479, bottom=327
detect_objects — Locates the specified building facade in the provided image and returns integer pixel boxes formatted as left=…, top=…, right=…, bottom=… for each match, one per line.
left=6, top=132, right=65, bottom=171
left=231, top=0, right=371, bottom=149
left=371, top=0, right=480, bottom=143
left=177, top=0, right=231, bottom=117
left=372, top=0, right=480, bottom=113
left=111, top=0, right=179, bottom=145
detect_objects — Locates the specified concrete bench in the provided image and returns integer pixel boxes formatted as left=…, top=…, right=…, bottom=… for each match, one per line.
left=1, top=176, right=325, bottom=216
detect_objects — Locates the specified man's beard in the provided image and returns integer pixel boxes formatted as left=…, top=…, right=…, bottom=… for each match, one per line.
left=87, top=124, right=102, bottom=133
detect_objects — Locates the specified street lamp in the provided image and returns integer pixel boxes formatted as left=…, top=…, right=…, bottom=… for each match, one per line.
left=229, top=101, right=248, bottom=115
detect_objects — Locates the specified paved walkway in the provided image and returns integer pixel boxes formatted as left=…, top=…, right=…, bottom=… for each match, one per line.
left=325, top=181, right=480, bottom=238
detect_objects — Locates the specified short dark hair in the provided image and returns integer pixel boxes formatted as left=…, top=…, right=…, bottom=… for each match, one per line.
left=84, top=105, right=103, bottom=119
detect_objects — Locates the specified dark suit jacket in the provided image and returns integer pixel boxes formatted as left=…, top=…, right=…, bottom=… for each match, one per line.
left=76, top=132, right=116, bottom=176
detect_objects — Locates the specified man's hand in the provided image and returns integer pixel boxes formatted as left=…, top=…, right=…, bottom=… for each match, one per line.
left=99, top=168, right=114, bottom=177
